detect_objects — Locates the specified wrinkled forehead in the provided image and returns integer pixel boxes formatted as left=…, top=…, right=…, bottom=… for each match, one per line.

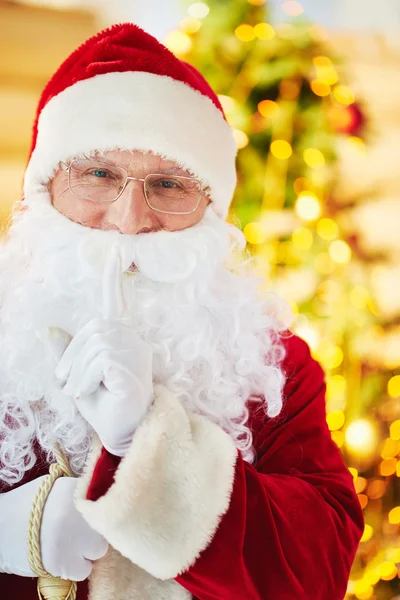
left=78, top=149, right=195, bottom=177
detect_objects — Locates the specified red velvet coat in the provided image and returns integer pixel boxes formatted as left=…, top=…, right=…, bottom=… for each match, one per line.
left=0, top=334, right=364, bottom=599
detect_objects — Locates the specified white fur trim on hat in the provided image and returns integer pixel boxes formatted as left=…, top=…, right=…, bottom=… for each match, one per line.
left=24, top=71, right=237, bottom=219
left=75, top=383, right=238, bottom=580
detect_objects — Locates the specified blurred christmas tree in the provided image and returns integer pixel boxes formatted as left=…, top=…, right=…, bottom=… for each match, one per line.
left=165, top=1, right=400, bottom=598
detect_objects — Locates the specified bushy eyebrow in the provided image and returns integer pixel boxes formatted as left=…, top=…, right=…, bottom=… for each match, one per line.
left=83, top=156, right=193, bottom=178
left=159, top=166, right=193, bottom=177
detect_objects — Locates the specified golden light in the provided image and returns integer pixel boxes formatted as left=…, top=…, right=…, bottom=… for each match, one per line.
left=310, top=80, right=331, bottom=97
left=354, top=477, right=367, bottom=493
left=270, top=139, right=293, bottom=159
left=345, top=419, right=378, bottom=457
left=314, top=252, right=334, bottom=275
left=360, top=524, right=373, bottom=543
left=315, top=66, right=338, bottom=86
left=388, top=548, right=400, bottom=564
left=328, top=105, right=354, bottom=130
left=350, top=286, right=369, bottom=310
left=313, top=56, right=333, bottom=68
left=233, top=129, right=249, bottom=149
left=282, top=1, right=304, bottom=17
left=367, top=479, right=386, bottom=499
left=358, top=494, right=368, bottom=509
left=364, top=568, right=380, bottom=586
left=388, top=506, right=400, bottom=524
left=380, top=458, right=397, bottom=476
left=320, top=277, right=342, bottom=299
left=348, top=467, right=358, bottom=481
left=379, top=562, right=397, bottom=581
left=319, top=345, right=344, bottom=370
left=248, top=0, right=266, bottom=5
left=331, top=430, right=344, bottom=448
left=235, top=24, right=255, bottom=42
left=326, top=411, right=345, bottom=431
left=354, top=580, right=373, bottom=599
left=188, top=2, right=210, bottom=19
left=179, top=17, right=202, bottom=33
left=329, top=240, right=351, bottom=264
left=218, top=95, right=237, bottom=114
left=390, top=419, right=400, bottom=440
left=243, top=222, right=266, bottom=245
left=327, top=374, right=347, bottom=399
left=292, top=227, right=313, bottom=250
left=295, top=192, right=321, bottom=221
left=334, top=85, right=356, bottom=105
left=388, top=375, right=400, bottom=398
left=258, top=99, right=280, bottom=118
left=316, top=218, right=338, bottom=240
left=295, top=324, right=319, bottom=350
left=348, top=136, right=367, bottom=154
left=380, top=438, right=400, bottom=459
left=293, top=177, right=306, bottom=194
left=289, top=300, right=299, bottom=315
left=254, top=22, right=275, bottom=40
left=303, top=148, right=325, bottom=168
left=165, top=31, right=192, bottom=55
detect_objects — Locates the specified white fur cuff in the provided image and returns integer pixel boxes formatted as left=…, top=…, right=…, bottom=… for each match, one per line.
left=75, top=384, right=238, bottom=580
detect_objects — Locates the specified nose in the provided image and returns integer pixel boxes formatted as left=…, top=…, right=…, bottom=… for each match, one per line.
left=107, top=179, right=161, bottom=235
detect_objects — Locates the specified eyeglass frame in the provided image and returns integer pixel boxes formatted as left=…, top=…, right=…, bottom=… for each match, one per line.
left=61, top=159, right=212, bottom=216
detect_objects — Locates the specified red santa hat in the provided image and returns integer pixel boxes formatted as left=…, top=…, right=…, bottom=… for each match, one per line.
left=24, top=23, right=237, bottom=219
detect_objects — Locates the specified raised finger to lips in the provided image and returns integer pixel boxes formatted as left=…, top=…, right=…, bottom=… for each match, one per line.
left=103, top=244, right=126, bottom=321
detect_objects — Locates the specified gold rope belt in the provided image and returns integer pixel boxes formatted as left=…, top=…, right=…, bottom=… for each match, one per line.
left=27, top=445, right=78, bottom=600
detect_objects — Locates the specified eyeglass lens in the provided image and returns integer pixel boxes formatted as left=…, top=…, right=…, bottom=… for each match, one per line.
left=68, top=159, right=202, bottom=213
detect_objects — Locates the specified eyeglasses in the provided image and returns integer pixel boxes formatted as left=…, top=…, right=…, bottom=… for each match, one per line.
left=61, top=159, right=211, bottom=215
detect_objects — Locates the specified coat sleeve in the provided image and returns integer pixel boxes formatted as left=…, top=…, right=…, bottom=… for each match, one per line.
left=75, top=334, right=364, bottom=600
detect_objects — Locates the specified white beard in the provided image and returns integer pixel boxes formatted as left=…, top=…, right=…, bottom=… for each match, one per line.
left=0, top=188, right=290, bottom=486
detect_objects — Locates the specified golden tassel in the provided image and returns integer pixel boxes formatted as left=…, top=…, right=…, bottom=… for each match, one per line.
left=37, top=578, right=77, bottom=600
left=28, top=445, right=77, bottom=600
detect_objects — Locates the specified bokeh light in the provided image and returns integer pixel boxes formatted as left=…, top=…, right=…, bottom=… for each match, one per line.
left=235, top=24, right=255, bottom=42
left=388, top=375, right=400, bottom=398
left=303, top=148, right=325, bottom=168
left=188, top=2, right=210, bottom=19
left=329, top=240, right=352, bottom=264
left=270, top=139, right=293, bottom=159
left=254, top=23, right=275, bottom=40
left=282, top=1, right=304, bottom=17
left=316, top=218, right=339, bottom=240
left=295, top=192, right=321, bottom=220
left=233, top=129, right=249, bottom=149
left=345, top=419, right=379, bottom=457
left=334, top=85, right=356, bottom=105
left=165, top=31, right=192, bottom=55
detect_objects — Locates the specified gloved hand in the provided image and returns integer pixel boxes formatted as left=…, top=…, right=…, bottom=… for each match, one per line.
left=53, top=246, right=154, bottom=457
left=0, top=476, right=108, bottom=580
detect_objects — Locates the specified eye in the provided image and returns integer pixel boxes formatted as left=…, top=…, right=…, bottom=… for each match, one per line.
left=157, top=178, right=182, bottom=189
left=87, top=169, right=113, bottom=179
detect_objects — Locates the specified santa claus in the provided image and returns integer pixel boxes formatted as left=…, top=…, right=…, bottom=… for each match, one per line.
left=0, top=23, right=363, bottom=600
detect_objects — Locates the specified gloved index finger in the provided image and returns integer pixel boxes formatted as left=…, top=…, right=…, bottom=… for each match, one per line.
left=102, top=244, right=126, bottom=320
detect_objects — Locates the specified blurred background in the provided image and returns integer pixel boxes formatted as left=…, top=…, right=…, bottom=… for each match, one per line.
left=1, top=0, right=400, bottom=597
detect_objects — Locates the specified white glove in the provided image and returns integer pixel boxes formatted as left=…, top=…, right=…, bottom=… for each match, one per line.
left=53, top=246, right=154, bottom=457
left=0, top=476, right=108, bottom=580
